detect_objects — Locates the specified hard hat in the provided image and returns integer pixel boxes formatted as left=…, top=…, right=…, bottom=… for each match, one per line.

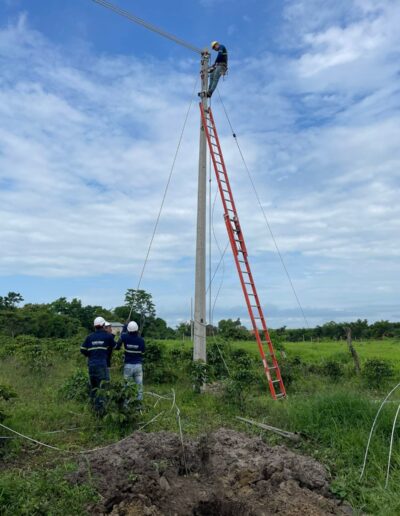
left=127, top=321, right=139, bottom=332
left=211, top=41, right=219, bottom=49
left=94, top=316, right=106, bottom=327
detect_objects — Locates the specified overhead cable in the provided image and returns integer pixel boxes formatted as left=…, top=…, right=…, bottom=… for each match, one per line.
left=217, top=91, right=310, bottom=329
left=90, top=0, right=203, bottom=54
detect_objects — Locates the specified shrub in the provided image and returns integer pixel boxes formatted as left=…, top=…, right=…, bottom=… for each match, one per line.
left=143, top=341, right=178, bottom=384
left=0, top=384, right=17, bottom=424
left=230, top=348, right=254, bottom=369
left=59, top=370, right=89, bottom=402
left=190, top=361, right=208, bottom=393
left=207, top=340, right=231, bottom=380
left=15, top=344, right=53, bottom=372
left=362, top=359, right=394, bottom=388
left=224, top=366, right=257, bottom=410
left=99, top=379, right=141, bottom=429
left=322, top=360, right=344, bottom=381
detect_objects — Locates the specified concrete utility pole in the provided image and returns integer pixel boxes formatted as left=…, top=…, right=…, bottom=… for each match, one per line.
left=193, top=50, right=210, bottom=362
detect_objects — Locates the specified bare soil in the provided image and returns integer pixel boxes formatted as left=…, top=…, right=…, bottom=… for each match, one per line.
left=71, top=428, right=352, bottom=515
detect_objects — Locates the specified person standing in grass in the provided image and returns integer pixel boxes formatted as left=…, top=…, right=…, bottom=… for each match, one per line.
left=80, top=316, right=115, bottom=414
left=116, top=321, right=145, bottom=402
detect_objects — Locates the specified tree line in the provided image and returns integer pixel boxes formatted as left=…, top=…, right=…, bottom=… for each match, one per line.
left=0, top=291, right=399, bottom=341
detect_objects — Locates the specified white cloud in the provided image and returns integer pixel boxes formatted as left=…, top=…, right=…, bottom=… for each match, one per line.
left=1, top=4, right=400, bottom=327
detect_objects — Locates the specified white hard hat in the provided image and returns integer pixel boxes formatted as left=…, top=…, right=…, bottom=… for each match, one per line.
left=94, top=316, right=106, bottom=327
left=127, top=321, right=139, bottom=332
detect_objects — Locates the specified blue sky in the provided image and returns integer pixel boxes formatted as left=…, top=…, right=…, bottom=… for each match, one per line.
left=1, top=0, right=399, bottom=328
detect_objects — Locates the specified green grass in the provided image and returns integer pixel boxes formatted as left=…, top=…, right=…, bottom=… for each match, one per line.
left=1, top=337, right=400, bottom=514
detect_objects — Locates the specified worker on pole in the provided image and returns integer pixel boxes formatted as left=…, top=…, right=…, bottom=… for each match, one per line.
left=207, top=41, right=228, bottom=97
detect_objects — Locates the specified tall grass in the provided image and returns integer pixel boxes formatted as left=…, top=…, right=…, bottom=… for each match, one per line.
left=1, top=337, right=400, bottom=514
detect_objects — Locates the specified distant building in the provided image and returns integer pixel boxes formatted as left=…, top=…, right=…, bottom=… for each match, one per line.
left=109, top=322, right=124, bottom=335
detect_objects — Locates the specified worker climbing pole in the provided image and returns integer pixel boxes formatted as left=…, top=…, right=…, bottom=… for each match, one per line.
left=199, top=104, right=286, bottom=400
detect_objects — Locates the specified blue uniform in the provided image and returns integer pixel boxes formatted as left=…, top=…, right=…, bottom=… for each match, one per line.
left=80, top=330, right=115, bottom=366
left=116, top=333, right=145, bottom=364
left=214, top=44, right=228, bottom=66
left=208, top=44, right=228, bottom=97
left=80, top=329, right=115, bottom=413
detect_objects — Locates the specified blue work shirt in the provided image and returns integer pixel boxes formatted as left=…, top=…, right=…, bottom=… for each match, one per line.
left=116, top=332, right=145, bottom=364
left=214, top=44, right=228, bottom=66
left=80, top=329, right=115, bottom=367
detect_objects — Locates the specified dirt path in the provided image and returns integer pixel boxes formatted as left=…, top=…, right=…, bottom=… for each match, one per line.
left=71, top=428, right=352, bottom=515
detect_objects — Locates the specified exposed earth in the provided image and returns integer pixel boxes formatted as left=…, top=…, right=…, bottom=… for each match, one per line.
left=72, top=428, right=352, bottom=515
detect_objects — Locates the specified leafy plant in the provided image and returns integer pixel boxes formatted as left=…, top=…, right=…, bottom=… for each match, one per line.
left=322, top=360, right=344, bottom=381
left=362, top=359, right=394, bottom=388
left=15, top=344, right=53, bottom=372
left=224, top=366, right=257, bottom=410
left=0, top=384, right=17, bottom=424
left=59, top=370, right=89, bottom=402
left=190, top=361, right=208, bottom=393
left=99, top=379, right=141, bottom=429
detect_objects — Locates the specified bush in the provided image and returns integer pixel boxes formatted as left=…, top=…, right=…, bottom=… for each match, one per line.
left=322, top=360, right=344, bottom=381
left=190, top=361, right=208, bottom=393
left=99, top=379, right=141, bottom=429
left=224, top=366, right=257, bottom=410
left=207, top=340, right=230, bottom=380
left=59, top=370, right=89, bottom=402
left=230, top=348, right=254, bottom=369
left=0, top=384, right=17, bottom=424
left=143, top=341, right=178, bottom=384
left=362, top=359, right=394, bottom=388
left=15, top=344, right=53, bottom=372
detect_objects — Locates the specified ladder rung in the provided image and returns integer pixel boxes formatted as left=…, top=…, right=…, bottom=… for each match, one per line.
left=272, top=379, right=281, bottom=384
left=275, top=393, right=285, bottom=399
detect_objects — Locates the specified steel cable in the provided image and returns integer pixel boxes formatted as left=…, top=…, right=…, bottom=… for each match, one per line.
left=90, top=0, right=203, bottom=54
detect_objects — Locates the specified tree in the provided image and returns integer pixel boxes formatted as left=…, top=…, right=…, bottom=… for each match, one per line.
left=218, top=318, right=251, bottom=340
left=176, top=322, right=192, bottom=338
left=48, top=297, right=112, bottom=330
left=124, top=289, right=156, bottom=319
left=0, top=292, right=24, bottom=310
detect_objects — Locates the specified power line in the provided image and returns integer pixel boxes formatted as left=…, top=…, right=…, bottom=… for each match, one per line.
left=217, top=91, right=310, bottom=329
left=90, top=0, right=203, bottom=54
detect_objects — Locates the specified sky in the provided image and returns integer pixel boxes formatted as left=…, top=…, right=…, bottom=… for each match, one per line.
left=0, top=0, right=399, bottom=328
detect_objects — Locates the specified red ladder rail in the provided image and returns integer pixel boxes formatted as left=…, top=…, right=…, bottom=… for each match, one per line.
left=199, top=104, right=286, bottom=400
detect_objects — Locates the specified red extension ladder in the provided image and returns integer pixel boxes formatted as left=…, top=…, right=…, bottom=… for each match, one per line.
left=200, top=104, right=286, bottom=400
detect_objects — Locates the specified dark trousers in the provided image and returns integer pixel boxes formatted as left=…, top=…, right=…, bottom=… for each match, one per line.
left=88, top=365, right=108, bottom=413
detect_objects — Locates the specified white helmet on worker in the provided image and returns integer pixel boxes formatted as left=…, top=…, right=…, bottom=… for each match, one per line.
left=93, top=316, right=106, bottom=327
left=211, top=41, right=219, bottom=50
left=127, top=321, right=139, bottom=332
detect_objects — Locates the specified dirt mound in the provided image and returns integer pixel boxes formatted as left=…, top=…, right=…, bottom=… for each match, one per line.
left=71, top=428, right=351, bottom=515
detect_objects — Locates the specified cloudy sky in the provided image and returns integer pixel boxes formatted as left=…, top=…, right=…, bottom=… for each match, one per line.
left=1, top=0, right=399, bottom=328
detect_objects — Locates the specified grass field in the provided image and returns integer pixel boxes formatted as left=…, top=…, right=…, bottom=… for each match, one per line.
left=1, top=337, right=400, bottom=514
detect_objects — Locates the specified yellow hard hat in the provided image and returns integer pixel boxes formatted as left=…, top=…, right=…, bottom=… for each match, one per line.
left=211, top=41, right=219, bottom=49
